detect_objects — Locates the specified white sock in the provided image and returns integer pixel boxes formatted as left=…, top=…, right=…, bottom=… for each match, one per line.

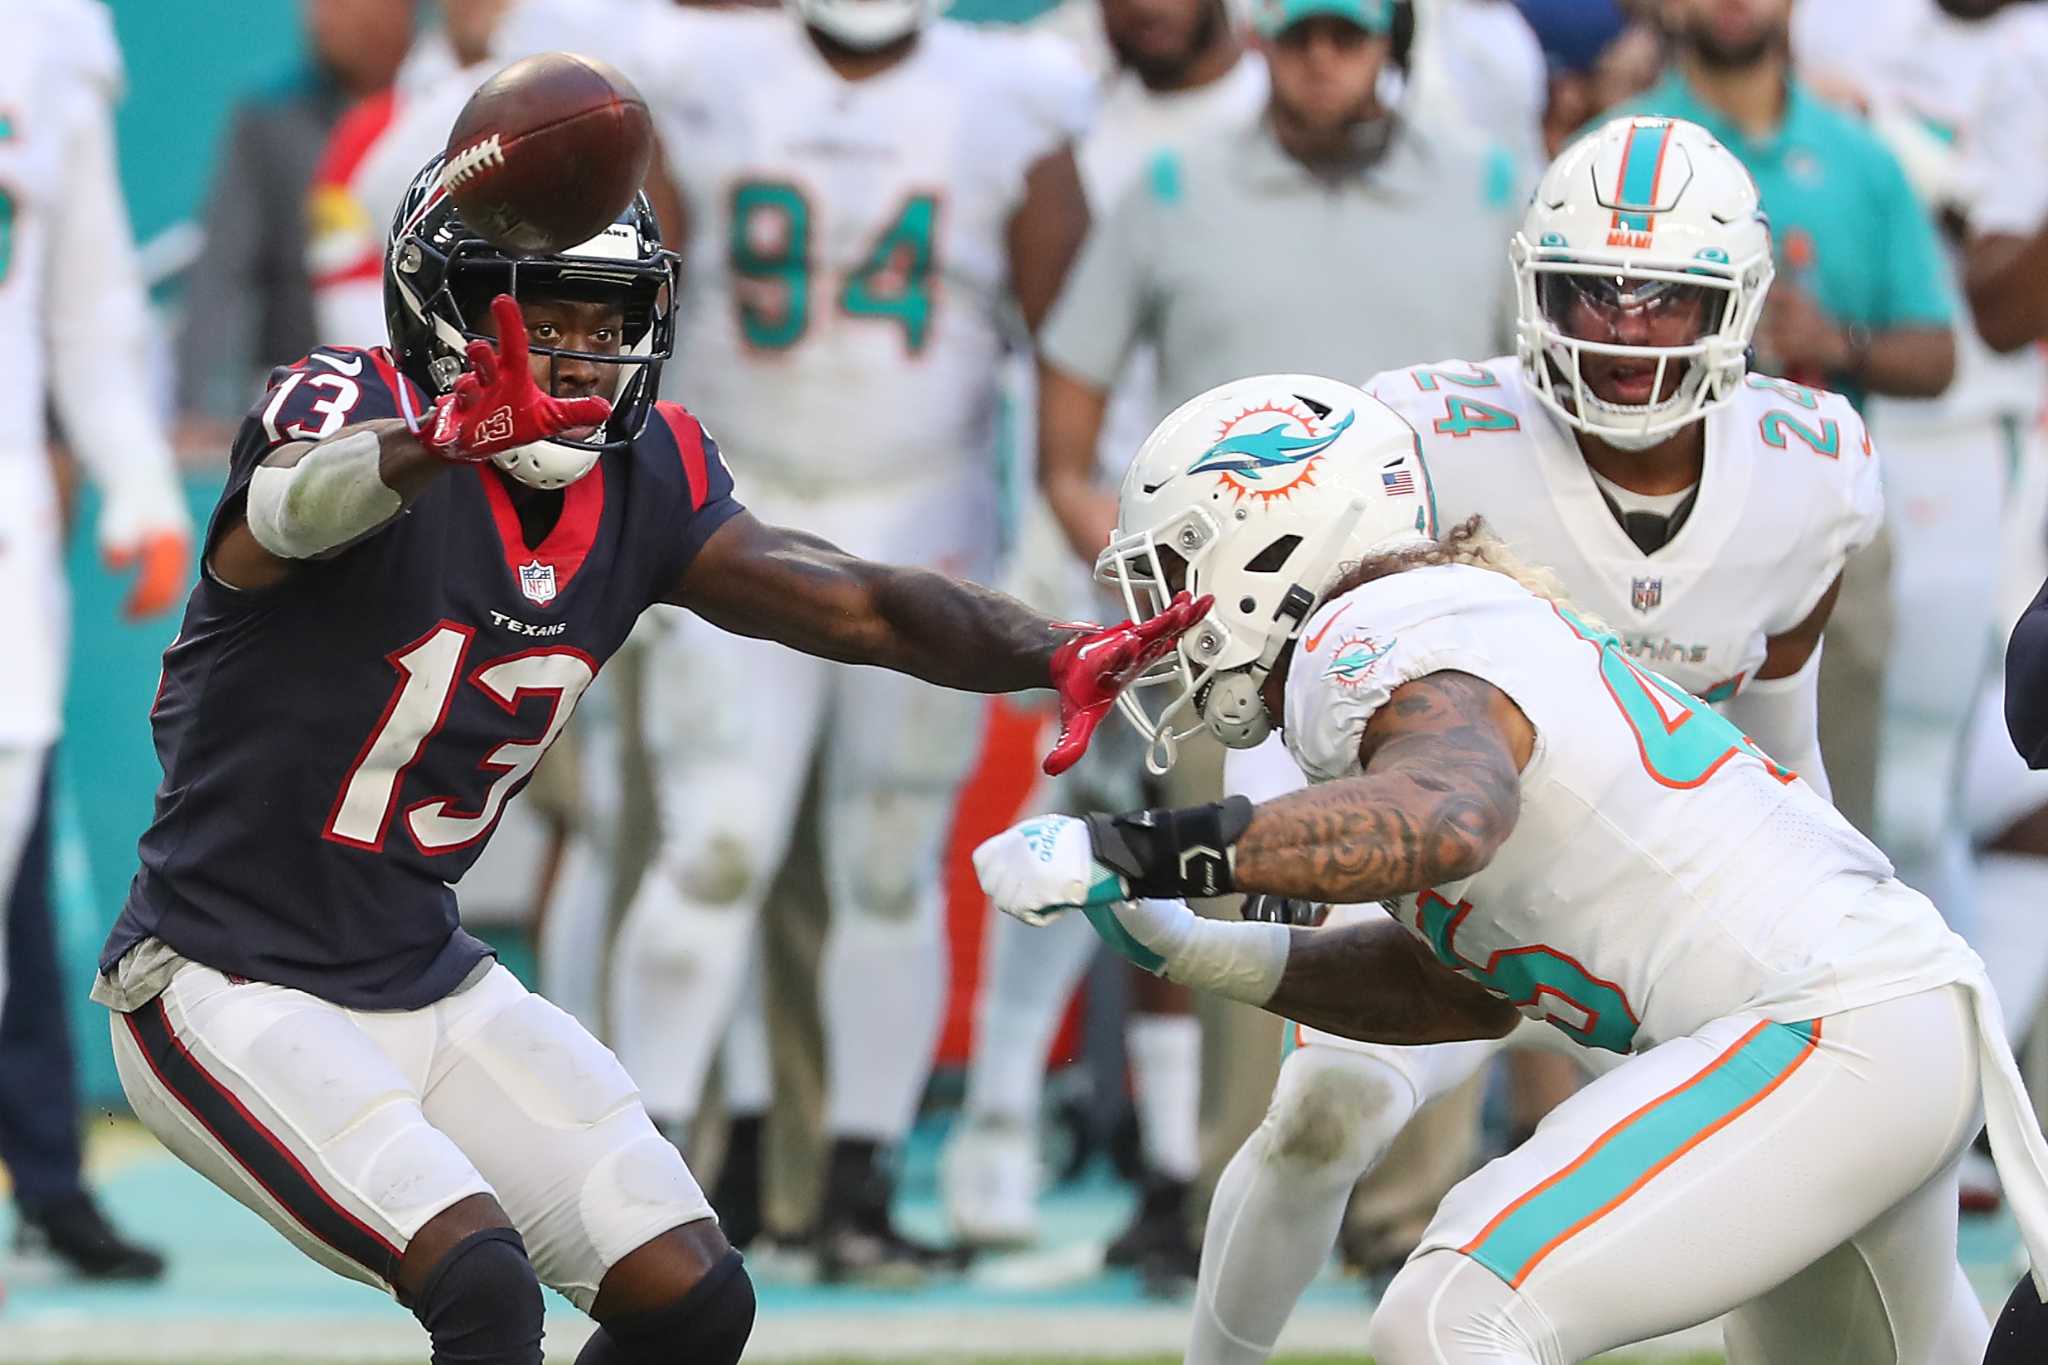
left=1189, top=1047, right=1422, bottom=1365
left=1976, top=851, right=2048, bottom=1042
left=1128, top=1012, right=1201, bottom=1182
left=609, top=871, right=759, bottom=1130
left=721, top=953, right=774, bottom=1116
left=962, top=903, right=1099, bottom=1125
left=823, top=883, right=948, bottom=1140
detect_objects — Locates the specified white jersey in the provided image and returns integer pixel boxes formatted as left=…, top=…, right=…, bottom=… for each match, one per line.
left=1795, top=0, right=2048, bottom=428
left=0, top=0, right=186, bottom=748
left=655, top=15, right=1090, bottom=494
left=1366, top=357, right=1884, bottom=703
left=1284, top=562, right=1981, bottom=1054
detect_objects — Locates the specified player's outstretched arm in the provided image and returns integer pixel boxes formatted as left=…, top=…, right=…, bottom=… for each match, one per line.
left=668, top=511, right=1210, bottom=772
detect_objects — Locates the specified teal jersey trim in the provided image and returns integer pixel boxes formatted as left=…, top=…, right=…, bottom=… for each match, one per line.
left=1148, top=150, right=1184, bottom=207
left=1463, top=1017, right=1819, bottom=1287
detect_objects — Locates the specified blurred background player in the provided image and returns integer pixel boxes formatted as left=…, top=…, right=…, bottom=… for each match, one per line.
left=1189, top=116, right=1888, bottom=1364
left=0, top=0, right=187, bottom=1282
left=943, top=0, right=1267, bottom=1277
left=1022, top=0, right=1525, bottom=1285
left=606, top=0, right=1093, bottom=1281
left=1788, top=0, right=2048, bottom=1206
left=175, top=0, right=416, bottom=445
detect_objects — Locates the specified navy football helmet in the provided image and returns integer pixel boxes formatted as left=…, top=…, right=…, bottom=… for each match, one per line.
left=383, top=155, right=680, bottom=485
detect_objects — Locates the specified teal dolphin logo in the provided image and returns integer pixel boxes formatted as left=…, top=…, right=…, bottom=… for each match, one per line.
left=1191, top=408, right=1355, bottom=481
left=1325, top=634, right=1394, bottom=686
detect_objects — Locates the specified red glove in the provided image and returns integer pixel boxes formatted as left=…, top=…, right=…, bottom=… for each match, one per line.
left=1043, top=590, right=1213, bottom=777
left=422, top=295, right=613, bottom=462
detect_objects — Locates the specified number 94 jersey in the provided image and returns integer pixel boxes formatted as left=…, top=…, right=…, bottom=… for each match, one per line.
left=101, top=347, right=742, bottom=1011
left=1285, top=564, right=1978, bottom=1057
left=658, top=15, right=1090, bottom=494
left=1365, top=357, right=1884, bottom=703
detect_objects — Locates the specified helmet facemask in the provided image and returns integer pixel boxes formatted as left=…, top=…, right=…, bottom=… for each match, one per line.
left=1514, top=246, right=1766, bottom=451
left=1095, top=496, right=1380, bottom=774
left=385, top=160, right=681, bottom=487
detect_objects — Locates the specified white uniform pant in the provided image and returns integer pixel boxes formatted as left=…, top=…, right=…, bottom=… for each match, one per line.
left=611, top=471, right=992, bottom=1138
left=1876, top=413, right=2020, bottom=933
left=109, top=959, right=712, bottom=1311
left=1369, top=985, right=1988, bottom=1364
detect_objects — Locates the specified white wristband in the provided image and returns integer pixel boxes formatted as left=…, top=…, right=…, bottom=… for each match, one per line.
left=1129, top=898, right=1291, bottom=1006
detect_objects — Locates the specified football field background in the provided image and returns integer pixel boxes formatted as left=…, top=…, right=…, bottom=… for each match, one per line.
left=0, top=1117, right=2022, bottom=1365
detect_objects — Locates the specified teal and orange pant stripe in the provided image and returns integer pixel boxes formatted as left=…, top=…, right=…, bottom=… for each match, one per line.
left=1461, top=1017, right=1821, bottom=1288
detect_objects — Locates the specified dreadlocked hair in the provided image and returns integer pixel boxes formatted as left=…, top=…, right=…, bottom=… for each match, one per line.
left=1325, top=516, right=1595, bottom=623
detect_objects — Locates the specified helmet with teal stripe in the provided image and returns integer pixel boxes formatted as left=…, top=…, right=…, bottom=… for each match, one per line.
left=1512, top=117, right=1774, bottom=451
left=1097, top=375, right=1435, bottom=773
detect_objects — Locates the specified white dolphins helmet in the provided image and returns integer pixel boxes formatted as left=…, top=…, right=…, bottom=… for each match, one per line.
left=1513, top=116, right=1774, bottom=451
left=786, top=0, right=940, bottom=50
left=1098, top=375, right=1437, bottom=773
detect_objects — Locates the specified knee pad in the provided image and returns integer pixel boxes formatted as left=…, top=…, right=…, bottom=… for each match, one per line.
left=411, top=1227, right=544, bottom=1365
left=1264, top=1047, right=1422, bottom=1189
left=665, top=826, right=772, bottom=908
left=576, top=1250, right=755, bottom=1365
left=832, top=787, right=954, bottom=920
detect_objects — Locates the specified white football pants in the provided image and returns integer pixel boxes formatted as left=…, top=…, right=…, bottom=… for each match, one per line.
left=1368, top=985, right=1990, bottom=1364
left=109, top=958, right=712, bottom=1311
left=611, top=471, right=992, bottom=1142
left=1873, top=412, right=2013, bottom=936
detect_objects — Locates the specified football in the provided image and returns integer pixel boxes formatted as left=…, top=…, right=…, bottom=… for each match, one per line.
left=440, top=51, right=655, bottom=255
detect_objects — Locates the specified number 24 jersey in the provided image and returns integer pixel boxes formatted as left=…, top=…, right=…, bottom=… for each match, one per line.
left=102, top=348, right=742, bottom=1010
left=1365, top=357, right=1884, bottom=704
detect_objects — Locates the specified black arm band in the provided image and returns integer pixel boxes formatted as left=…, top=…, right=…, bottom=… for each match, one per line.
left=1083, top=796, right=1254, bottom=900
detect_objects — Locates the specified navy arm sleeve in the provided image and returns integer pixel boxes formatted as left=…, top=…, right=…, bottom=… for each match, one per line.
left=2006, top=574, right=2048, bottom=766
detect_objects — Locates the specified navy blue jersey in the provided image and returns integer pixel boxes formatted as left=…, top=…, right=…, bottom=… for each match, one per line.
left=103, top=347, right=742, bottom=1008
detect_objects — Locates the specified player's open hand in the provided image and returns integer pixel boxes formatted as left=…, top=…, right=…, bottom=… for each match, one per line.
left=423, top=295, right=613, bottom=462
left=1043, top=591, right=1212, bottom=776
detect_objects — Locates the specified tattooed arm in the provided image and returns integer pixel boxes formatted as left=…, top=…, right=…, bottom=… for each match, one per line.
left=1271, top=914, right=1521, bottom=1045
left=975, top=668, right=1534, bottom=1043
left=1230, top=670, right=1533, bottom=903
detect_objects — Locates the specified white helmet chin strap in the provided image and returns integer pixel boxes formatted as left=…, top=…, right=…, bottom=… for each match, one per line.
left=1203, top=671, right=1271, bottom=750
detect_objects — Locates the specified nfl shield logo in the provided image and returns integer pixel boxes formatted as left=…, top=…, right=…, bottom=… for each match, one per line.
left=518, top=559, right=558, bottom=606
left=1631, top=576, right=1662, bottom=614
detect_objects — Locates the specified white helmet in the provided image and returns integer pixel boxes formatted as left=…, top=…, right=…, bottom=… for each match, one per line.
left=786, top=0, right=940, bottom=50
left=1098, top=375, right=1436, bottom=773
left=1512, top=116, right=1774, bottom=451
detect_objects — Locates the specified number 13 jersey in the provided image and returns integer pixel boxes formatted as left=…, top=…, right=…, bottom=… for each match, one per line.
left=657, top=15, right=1090, bottom=494
left=100, top=348, right=742, bottom=1010
left=1364, top=357, right=1884, bottom=704
left=1285, top=563, right=1980, bottom=1057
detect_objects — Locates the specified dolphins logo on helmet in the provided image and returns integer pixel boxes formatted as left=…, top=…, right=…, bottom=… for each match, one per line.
left=1189, top=404, right=1356, bottom=502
